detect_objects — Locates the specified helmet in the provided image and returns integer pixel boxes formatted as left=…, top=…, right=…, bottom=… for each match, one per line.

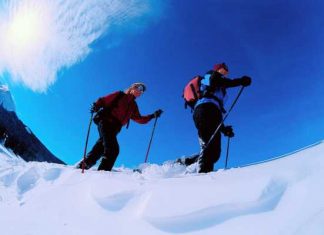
left=213, top=63, right=229, bottom=72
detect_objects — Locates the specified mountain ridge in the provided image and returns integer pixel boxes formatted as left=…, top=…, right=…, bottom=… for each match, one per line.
left=0, top=85, right=65, bottom=164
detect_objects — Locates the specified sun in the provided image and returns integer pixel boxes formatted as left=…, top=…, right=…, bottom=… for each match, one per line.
left=7, top=3, right=49, bottom=52
left=10, top=12, right=39, bottom=46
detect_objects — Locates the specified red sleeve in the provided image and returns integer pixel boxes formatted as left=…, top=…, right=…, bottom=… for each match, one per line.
left=95, top=91, right=120, bottom=108
left=131, top=102, right=154, bottom=124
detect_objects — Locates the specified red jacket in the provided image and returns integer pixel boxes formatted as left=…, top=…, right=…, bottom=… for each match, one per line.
left=95, top=91, right=153, bottom=126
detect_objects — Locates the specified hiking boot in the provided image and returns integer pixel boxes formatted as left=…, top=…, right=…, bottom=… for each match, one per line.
left=76, top=160, right=90, bottom=170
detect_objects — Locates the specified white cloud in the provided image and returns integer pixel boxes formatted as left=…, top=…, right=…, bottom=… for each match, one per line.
left=0, top=0, right=162, bottom=92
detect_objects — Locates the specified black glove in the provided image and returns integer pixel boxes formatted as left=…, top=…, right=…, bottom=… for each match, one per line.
left=90, top=103, right=99, bottom=113
left=240, top=76, right=252, bottom=87
left=153, top=109, right=163, bottom=118
left=222, top=125, right=234, bottom=138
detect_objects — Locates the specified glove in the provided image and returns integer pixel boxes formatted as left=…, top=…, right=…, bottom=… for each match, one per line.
left=240, top=76, right=252, bottom=87
left=153, top=109, right=163, bottom=118
left=222, top=125, right=234, bottom=138
left=90, top=103, right=99, bottom=113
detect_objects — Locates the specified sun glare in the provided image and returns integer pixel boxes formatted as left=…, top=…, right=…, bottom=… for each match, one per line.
left=7, top=4, right=48, bottom=52
left=10, top=12, right=38, bottom=44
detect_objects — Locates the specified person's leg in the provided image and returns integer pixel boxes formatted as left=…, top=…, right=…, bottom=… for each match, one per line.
left=97, top=122, right=121, bottom=171
left=193, top=103, right=222, bottom=173
left=197, top=131, right=221, bottom=172
left=76, top=123, right=105, bottom=169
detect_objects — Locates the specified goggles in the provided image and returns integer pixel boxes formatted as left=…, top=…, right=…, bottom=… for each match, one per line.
left=134, top=84, right=146, bottom=93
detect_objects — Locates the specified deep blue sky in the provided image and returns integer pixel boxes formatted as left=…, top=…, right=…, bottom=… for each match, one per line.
left=3, top=0, right=324, bottom=169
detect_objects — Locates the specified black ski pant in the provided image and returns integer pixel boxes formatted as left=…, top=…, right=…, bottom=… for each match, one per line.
left=83, top=121, right=121, bottom=171
left=193, top=103, right=222, bottom=173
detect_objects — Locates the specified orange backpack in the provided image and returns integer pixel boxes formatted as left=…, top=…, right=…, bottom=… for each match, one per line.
left=183, top=76, right=203, bottom=109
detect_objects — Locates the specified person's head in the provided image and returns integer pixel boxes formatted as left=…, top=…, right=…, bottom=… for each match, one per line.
left=213, top=63, right=229, bottom=76
left=125, top=82, right=146, bottom=98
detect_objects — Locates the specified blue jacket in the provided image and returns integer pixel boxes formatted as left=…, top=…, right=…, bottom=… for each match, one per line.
left=195, top=70, right=244, bottom=112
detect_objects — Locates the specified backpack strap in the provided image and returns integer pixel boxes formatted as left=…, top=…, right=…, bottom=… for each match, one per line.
left=190, top=83, right=199, bottom=100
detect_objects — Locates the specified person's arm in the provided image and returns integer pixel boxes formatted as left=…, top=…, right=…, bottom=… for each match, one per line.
left=210, top=70, right=251, bottom=88
left=131, top=104, right=163, bottom=124
left=222, top=76, right=251, bottom=88
left=130, top=102, right=154, bottom=124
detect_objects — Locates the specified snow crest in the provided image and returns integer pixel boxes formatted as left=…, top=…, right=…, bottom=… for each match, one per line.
left=1, top=141, right=324, bottom=234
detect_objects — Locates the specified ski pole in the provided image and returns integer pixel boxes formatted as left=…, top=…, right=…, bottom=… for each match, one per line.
left=144, top=117, right=158, bottom=163
left=82, top=112, right=94, bottom=174
left=203, top=86, right=245, bottom=155
left=225, top=136, right=231, bottom=169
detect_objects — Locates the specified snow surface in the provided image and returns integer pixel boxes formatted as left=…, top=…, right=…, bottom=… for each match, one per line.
left=1, top=142, right=324, bottom=235
left=0, top=84, right=16, bottom=112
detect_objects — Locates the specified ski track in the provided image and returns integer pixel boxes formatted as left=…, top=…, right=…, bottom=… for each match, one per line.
left=0, top=170, right=19, bottom=187
left=0, top=164, right=64, bottom=200
left=94, top=190, right=136, bottom=212
left=42, top=168, right=63, bottom=181
left=145, top=179, right=288, bottom=233
left=16, top=167, right=40, bottom=195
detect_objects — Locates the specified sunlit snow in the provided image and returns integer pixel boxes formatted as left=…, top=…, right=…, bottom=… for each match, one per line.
left=1, top=142, right=324, bottom=235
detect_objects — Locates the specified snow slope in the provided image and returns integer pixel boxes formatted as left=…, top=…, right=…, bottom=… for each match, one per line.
left=0, top=85, right=15, bottom=112
left=1, top=141, right=324, bottom=235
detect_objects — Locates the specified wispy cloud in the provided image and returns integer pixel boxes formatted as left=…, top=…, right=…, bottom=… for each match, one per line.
left=0, top=0, right=163, bottom=92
